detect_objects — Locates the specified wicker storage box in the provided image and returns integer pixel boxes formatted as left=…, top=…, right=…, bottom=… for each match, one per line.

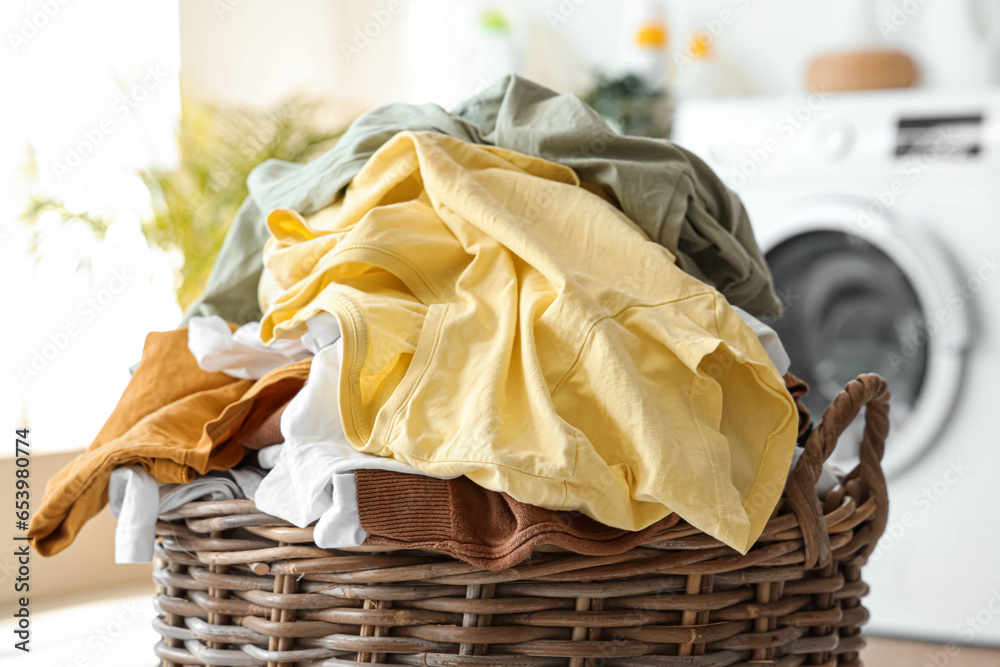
left=152, top=374, right=889, bottom=667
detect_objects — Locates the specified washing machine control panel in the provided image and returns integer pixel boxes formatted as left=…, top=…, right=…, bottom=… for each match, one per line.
left=672, top=88, right=1000, bottom=189
left=813, top=116, right=856, bottom=162
left=894, top=113, right=984, bottom=158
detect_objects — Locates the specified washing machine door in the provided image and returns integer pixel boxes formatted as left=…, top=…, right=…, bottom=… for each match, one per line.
left=757, top=198, right=969, bottom=477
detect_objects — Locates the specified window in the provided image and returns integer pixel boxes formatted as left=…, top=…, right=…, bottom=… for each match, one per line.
left=1, top=0, right=182, bottom=454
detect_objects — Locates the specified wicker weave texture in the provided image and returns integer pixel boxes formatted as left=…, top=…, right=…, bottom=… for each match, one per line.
left=152, top=374, right=890, bottom=666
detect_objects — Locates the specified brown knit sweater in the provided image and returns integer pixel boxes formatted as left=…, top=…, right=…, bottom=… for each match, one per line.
left=355, top=470, right=681, bottom=570
left=354, top=372, right=811, bottom=569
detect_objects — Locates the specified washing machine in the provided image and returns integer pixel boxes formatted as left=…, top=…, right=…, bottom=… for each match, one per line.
left=673, top=88, right=1000, bottom=645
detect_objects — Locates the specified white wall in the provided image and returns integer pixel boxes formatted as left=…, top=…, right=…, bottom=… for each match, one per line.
left=1, top=0, right=183, bottom=454
left=177, top=0, right=1000, bottom=112
left=179, top=0, right=408, bottom=122
left=177, top=0, right=619, bottom=111
left=663, top=0, right=1000, bottom=96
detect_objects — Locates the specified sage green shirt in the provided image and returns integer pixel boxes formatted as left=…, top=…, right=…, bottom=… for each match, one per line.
left=183, top=75, right=779, bottom=324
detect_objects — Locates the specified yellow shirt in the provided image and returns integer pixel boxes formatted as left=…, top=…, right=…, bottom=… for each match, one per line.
left=260, top=131, right=797, bottom=553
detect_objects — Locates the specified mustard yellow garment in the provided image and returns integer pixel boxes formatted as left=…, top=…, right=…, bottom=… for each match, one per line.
left=259, top=131, right=797, bottom=553
left=28, top=328, right=310, bottom=557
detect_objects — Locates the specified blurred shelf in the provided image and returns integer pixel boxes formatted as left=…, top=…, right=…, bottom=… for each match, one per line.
left=865, top=636, right=1000, bottom=666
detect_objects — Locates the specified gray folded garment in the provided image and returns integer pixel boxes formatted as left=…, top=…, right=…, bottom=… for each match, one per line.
left=183, top=75, right=780, bottom=325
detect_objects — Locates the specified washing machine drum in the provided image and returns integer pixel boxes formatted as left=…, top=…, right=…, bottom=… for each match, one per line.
left=766, top=231, right=928, bottom=469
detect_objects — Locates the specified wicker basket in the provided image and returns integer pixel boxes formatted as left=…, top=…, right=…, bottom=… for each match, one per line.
left=152, top=374, right=890, bottom=667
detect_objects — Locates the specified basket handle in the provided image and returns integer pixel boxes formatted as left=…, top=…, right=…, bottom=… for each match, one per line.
left=785, top=373, right=890, bottom=569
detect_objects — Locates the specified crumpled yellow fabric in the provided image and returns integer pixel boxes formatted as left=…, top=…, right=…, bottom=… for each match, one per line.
left=259, top=131, right=797, bottom=553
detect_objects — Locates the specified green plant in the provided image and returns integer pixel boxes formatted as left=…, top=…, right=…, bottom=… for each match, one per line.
left=21, top=97, right=346, bottom=310
left=583, top=73, right=672, bottom=138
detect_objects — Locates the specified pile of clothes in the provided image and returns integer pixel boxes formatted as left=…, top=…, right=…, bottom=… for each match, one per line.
left=29, top=76, right=833, bottom=570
